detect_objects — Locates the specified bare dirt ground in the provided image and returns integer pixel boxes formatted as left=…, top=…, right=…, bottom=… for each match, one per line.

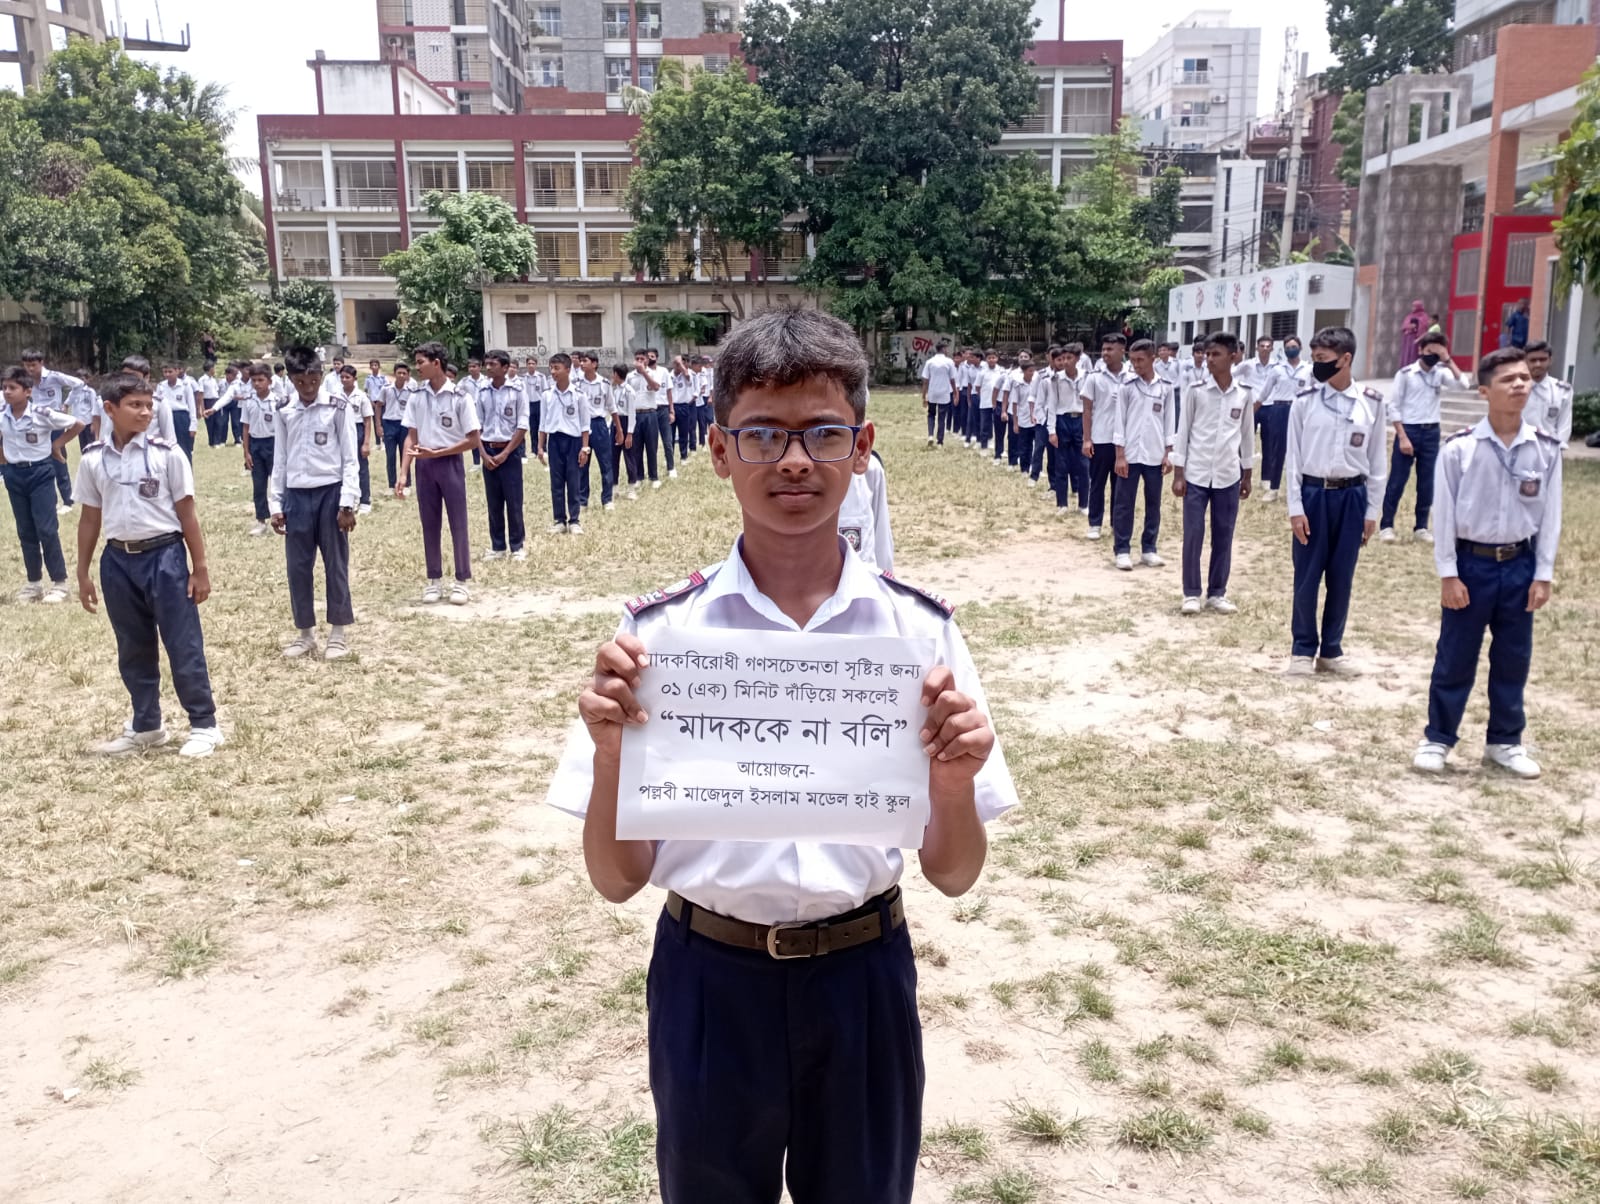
left=3, top=391, right=1597, bottom=1204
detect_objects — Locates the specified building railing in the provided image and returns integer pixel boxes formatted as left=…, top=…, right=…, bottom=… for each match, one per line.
left=1061, top=114, right=1113, bottom=135
left=281, top=257, right=331, bottom=277
left=529, top=186, right=578, bottom=208
left=341, top=257, right=392, bottom=277
left=1179, top=70, right=1210, bottom=85
left=336, top=187, right=399, bottom=209
left=275, top=188, right=329, bottom=210
left=1011, top=112, right=1051, bottom=134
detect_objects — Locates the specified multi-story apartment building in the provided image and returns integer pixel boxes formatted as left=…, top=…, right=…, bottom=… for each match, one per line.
left=1001, top=40, right=1123, bottom=187
left=1123, top=9, right=1260, bottom=152
left=377, top=0, right=531, bottom=114
left=1450, top=0, right=1594, bottom=115
left=1245, top=84, right=1350, bottom=261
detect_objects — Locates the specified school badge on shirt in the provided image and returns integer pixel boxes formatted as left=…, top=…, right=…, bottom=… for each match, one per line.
left=441, top=414, right=453, bottom=428
left=1520, top=478, right=1540, bottom=498
left=1350, top=432, right=1365, bottom=447
left=840, top=526, right=863, bottom=551
left=315, top=430, right=328, bottom=446
left=138, top=477, right=160, bottom=499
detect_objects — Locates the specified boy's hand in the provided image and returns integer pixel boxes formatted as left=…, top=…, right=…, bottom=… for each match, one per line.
left=270, top=513, right=286, bottom=535
left=337, top=508, right=357, bottom=532
left=188, top=564, right=211, bottom=604
left=919, top=666, right=993, bottom=783
left=1527, top=580, right=1551, bottom=612
left=78, top=574, right=98, bottom=614
left=579, top=635, right=651, bottom=762
left=1441, top=577, right=1470, bottom=609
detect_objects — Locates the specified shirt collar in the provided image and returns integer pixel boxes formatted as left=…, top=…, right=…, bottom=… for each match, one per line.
left=701, top=535, right=882, bottom=632
left=1472, top=417, right=1536, bottom=449
left=105, top=428, right=152, bottom=457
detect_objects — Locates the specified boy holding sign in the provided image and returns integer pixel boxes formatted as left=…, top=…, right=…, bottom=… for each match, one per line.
left=555, top=308, right=1016, bottom=1204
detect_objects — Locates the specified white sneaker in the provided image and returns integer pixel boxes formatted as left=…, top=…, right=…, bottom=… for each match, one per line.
left=652, top=480, right=662, bottom=490
left=1205, top=596, right=1238, bottom=614
left=468, top=463, right=481, bottom=474
left=1259, top=489, right=1276, bottom=503
left=1079, top=506, right=1089, bottom=516
left=1266, top=489, right=1279, bottom=502
left=248, top=522, right=267, bottom=537
left=358, top=503, right=372, bottom=516
left=1413, top=741, right=1450, bottom=774
left=16, top=582, right=43, bottom=603
left=57, top=503, right=73, bottom=516
left=547, top=522, right=567, bottom=535
left=94, top=725, right=170, bottom=756
left=482, top=549, right=506, bottom=562
left=627, top=487, right=639, bottom=501
left=1379, top=527, right=1396, bottom=543
left=668, top=469, right=678, bottom=480
left=1115, top=553, right=1133, bottom=571
left=568, top=522, right=584, bottom=535
left=449, top=582, right=470, bottom=606
left=282, top=630, right=317, bottom=659
left=511, top=549, right=527, bottom=562
left=1413, top=528, right=1434, bottom=544
left=1086, top=527, right=1102, bottom=541
left=179, top=727, right=225, bottom=758
left=422, top=580, right=443, bottom=604
left=1028, top=478, right=1040, bottom=488
left=323, top=629, right=351, bottom=661
left=1141, top=552, right=1165, bottom=568
left=41, top=583, right=69, bottom=604
left=927, top=436, right=935, bottom=446
left=1285, top=656, right=1316, bottom=677
left=1483, top=743, right=1541, bottom=779
left=1317, top=656, right=1359, bottom=677
left=603, top=502, right=615, bottom=512
left=1181, top=596, right=1202, bottom=615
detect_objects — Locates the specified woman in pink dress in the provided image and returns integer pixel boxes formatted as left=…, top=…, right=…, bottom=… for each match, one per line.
left=1398, top=299, right=1428, bottom=368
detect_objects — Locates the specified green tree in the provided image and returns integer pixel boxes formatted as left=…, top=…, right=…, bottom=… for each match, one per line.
left=624, top=59, right=801, bottom=317
left=265, top=279, right=337, bottom=350
left=382, top=190, right=538, bottom=366
left=1531, top=63, right=1600, bottom=297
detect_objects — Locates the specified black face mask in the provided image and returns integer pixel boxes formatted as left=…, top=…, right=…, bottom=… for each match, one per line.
left=1311, top=359, right=1341, bottom=383
left=1420, top=352, right=1441, bottom=368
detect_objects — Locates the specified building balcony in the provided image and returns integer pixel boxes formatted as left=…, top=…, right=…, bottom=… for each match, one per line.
left=337, top=187, right=400, bottom=210
left=1061, top=115, right=1114, bottom=136
left=529, top=186, right=579, bottom=209
left=340, top=257, right=392, bottom=277
left=275, top=188, right=329, bottom=211
left=281, top=256, right=332, bottom=277
left=1178, top=70, right=1211, bottom=85
left=1010, top=113, right=1052, bottom=134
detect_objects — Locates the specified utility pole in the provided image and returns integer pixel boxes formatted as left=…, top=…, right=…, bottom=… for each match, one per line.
left=1278, top=75, right=1305, bottom=266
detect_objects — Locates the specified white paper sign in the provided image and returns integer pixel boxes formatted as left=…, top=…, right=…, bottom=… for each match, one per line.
left=616, top=626, right=937, bottom=847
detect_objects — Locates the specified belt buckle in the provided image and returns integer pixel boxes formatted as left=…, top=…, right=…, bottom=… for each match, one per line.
left=1495, top=544, right=1516, bottom=562
left=765, top=921, right=813, bottom=960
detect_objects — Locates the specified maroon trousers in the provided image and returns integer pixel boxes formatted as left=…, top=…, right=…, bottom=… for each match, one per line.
left=416, top=454, right=472, bottom=582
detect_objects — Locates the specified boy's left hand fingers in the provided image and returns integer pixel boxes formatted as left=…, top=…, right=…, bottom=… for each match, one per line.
left=927, top=711, right=992, bottom=760
left=921, top=688, right=975, bottom=746
left=920, top=665, right=955, bottom=708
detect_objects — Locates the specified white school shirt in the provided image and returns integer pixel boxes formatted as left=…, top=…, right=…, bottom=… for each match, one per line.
left=1523, top=376, right=1573, bottom=447
left=240, top=388, right=277, bottom=442
left=1171, top=377, right=1253, bottom=489
left=477, top=381, right=530, bottom=443
left=1433, top=420, right=1563, bottom=582
left=269, top=395, right=361, bottom=515
left=1154, top=358, right=1179, bottom=389
left=1008, top=372, right=1043, bottom=428
left=75, top=430, right=192, bottom=541
left=538, top=384, right=592, bottom=438
left=1388, top=361, right=1463, bottom=425
left=458, top=374, right=485, bottom=407
left=364, top=372, right=389, bottom=401
left=920, top=353, right=957, bottom=405
left=975, top=365, right=1002, bottom=410
left=1046, top=367, right=1082, bottom=420
left=67, top=382, right=101, bottom=427
left=1, top=402, right=77, bottom=463
left=155, top=378, right=196, bottom=419
left=577, top=374, right=617, bottom=421
left=199, top=374, right=219, bottom=406
left=403, top=381, right=479, bottom=450
left=839, top=455, right=895, bottom=573
left=1081, top=363, right=1134, bottom=445
left=150, top=391, right=177, bottom=444
left=1284, top=382, right=1389, bottom=521
left=1113, top=374, right=1175, bottom=466
left=378, top=382, right=411, bottom=424
left=545, top=537, right=1018, bottom=925
left=669, top=372, right=697, bottom=411
left=1257, top=361, right=1303, bottom=405
left=209, top=380, right=238, bottom=412
left=1179, top=359, right=1210, bottom=393
left=1234, top=357, right=1275, bottom=402
left=338, top=385, right=375, bottom=443
left=272, top=375, right=294, bottom=403
left=27, top=368, right=84, bottom=411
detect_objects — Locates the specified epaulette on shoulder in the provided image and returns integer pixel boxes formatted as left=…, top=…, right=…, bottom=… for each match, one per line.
left=82, top=440, right=104, bottom=452
left=1447, top=425, right=1474, bottom=441
left=1296, top=385, right=1318, bottom=397
left=880, top=571, right=954, bottom=620
left=1535, top=427, right=1561, bottom=445
left=1363, top=387, right=1385, bottom=404
left=1555, top=379, right=1573, bottom=394
left=870, top=448, right=884, bottom=465
left=624, top=567, right=714, bottom=617
left=148, top=436, right=173, bottom=448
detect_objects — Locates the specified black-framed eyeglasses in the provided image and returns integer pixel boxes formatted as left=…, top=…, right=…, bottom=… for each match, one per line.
left=719, top=424, right=862, bottom=464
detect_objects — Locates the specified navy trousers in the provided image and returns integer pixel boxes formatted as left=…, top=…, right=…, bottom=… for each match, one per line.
left=548, top=431, right=582, bottom=524
left=1087, top=442, right=1117, bottom=529
left=1024, top=426, right=1047, bottom=479
left=631, top=410, right=662, bottom=482
left=1426, top=545, right=1535, bottom=747
left=1259, top=403, right=1291, bottom=491
left=228, top=404, right=244, bottom=444
left=977, top=407, right=994, bottom=450
left=1291, top=480, right=1368, bottom=658
left=1380, top=422, right=1441, bottom=531
left=248, top=437, right=275, bottom=521
left=647, top=903, right=923, bottom=1204
left=675, top=406, right=693, bottom=459
left=3, top=459, right=67, bottom=583
left=382, top=418, right=407, bottom=488
left=926, top=402, right=947, bottom=444
left=172, top=409, right=194, bottom=462
left=1112, top=462, right=1164, bottom=555
left=283, top=483, right=353, bottom=630
left=52, top=446, right=73, bottom=505
left=580, top=417, right=615, bottom=508
left=1049, top=415, right=1087, bottom=509
left=1181, top=481, right=1241, bottom=598
left=205, top=409, right=226, bottom=447
left=990, top=411, right=1007, bottom=460
left=102, top=539, right=216, bottom=732
left=696, top=403, right=711, bottom=448
left=953, top=388, right=969, bottom=439
left=482, top=441, right=526, bottom=552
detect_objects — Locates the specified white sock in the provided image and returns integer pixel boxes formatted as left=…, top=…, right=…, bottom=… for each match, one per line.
left=299, top=627, right=314, bottom=639
left=330, top=625, right=347, bottom=638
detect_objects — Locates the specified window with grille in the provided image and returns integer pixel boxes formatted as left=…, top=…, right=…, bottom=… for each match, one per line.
left=704, top=3, right=735, bottom=33
left=584, top=161, right=632, bottom=205
left=605, top=57, right=631, bottom=95
left=603, top=4, right=630, bottom=37
left=532, top=54, right=563, bottom=86
left=528, top=160, right=577, bottom=207
left=587, top=230, right=629, bottom=276
left=534, top=229, right=579, bottom=275
left=412, top=161, right=459, bottom=195
left=636, top=4, right=662, bottom=38
left=1062, top=85, right=1113, bottom=135
left=506, top=313, right=540, bottom=345
left=335, top=159, right=398, bottom=207
left=1504, top=234, right=1537, bottom=287
left=533, top=5, right=562, bottom=36
left=467, top=161, right=514, bottom=198
left=1454, top=246, right=1481, bottom=296
left=571, top=312, right=603, bottom=345
left=341, top=230, right=404, bottom=276
left=280, top=229, right=331, bottom=276
left=638, top=58, right=659, bottom=92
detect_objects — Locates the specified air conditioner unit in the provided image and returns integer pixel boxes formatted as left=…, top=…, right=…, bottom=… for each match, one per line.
left=1210, top=94, right=1227, bottom=105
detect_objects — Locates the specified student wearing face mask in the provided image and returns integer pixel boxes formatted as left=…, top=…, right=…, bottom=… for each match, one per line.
left=1378, top=333, right=1470, bottom=545
left=1254, top=337, right=1305, bottom=503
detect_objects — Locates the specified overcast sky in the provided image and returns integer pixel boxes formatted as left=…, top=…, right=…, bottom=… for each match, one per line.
left=4, top=0, right=1334, bottom=195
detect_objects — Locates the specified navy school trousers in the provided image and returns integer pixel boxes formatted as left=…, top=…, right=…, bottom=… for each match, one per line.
left=102, top=538, right=216, bottom=732
left=1426, top=542, right=1535, bottom=747
left=282, top=482, right=353, bottom=630
left=481, top=441, right=526, bottom=552
left=1290, top=479, right=1367, bottom=659
left=248, top=437, right=275, bottom=521
left=3, top=459, right=67, bottom=582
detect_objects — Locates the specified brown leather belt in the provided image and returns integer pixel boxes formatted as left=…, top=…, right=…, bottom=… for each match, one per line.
left=665, top=886, right=905, bottom=960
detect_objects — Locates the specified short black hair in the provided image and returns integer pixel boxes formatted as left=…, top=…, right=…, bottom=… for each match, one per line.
left=2, top=365, right=33, bottom=389
left=1476, top=346, right=1526, bottom=386
left=101, top=372, right=153, bottom=405
left=1308, top=326, right=1357, bottom=358
left=413, top=341, right=447, bottom=365
left=248, top=362, right=271, bottom=379
left=1100, top=333, right=1127, bottom=349
left=339, top=364, right=358, bottom=379
left=120, top=355, right=151, bottom=376
left=611, top=364, right=629, bottom=381
left=1129, top=338, right=1156, bottom=355
left=1205, top=331, right=1241, bottom=355
left=711, top=307, right=867, bottom=426
left=394, top=361, right=409, bottom=372
left=1046, top=344, right=1063, bottom=358
left=1062, top=342, right=1083, bottom=356
left=1282, top=334, right=1302, bottom=345
left=1419, top=332, right=1449, bottom=351
left=20, top=348, right=44, bottom=362
left=485, top=349, right=512, bottom=367
left=935, top=339, right=949, bottom=351
left=1523, top=340, right=1552, bottom=356
left=1256, top=336, right=1274, bottom=347
left=284, top=346, right=323, bottom=376
left=549, top=352, right=572, bottom=368
left=1159, top=341, right=1179, bottom=352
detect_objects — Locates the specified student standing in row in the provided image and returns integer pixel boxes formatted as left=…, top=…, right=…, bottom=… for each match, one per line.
left=1111, top=340, right=1174, bottom=571
left=1045, top=343, right=1087, bottom=515
left=68, top=372, right=101, bottom=450
left=201, top=364, right=236, bottom=448
left=460, top=357, right=486, bottom=473
left=670, top=356, right=697, bottom=462
left=1379, top=332, right=1468, bottom=544
left=241, top=363, right=279, bottom=538
left=1079, top=334, right=1133, bottom=542
left=155, top=364, right=197, bottom=462
left=627, top=349, right=667, bottom=490
left=1284, top=327, right=1388, bottom=676
left=537, top=353, right=591, bottom=536
left=377, top=362, right=413, bottom=492
left=1413, top=347, right=1561, bottom=779
left=19, top=350, right=84, bottom=514
left=612, top=363, right=638, bottom=500
left=75, top=373, right=223, bottom=757
left=1008, top=354, right=1046, bottom=483
left=576, top=352, right=619, bottom=514
left=476, top=350, right=529, bottom=562
left=1171, top=333, right=1252, bottom=614
left=920, top=340, right=957, bottom=448
left=270, top=347, right=360, bottom=661
left=978, top=349, right=1004, bottom=461
left=1254, top=336, right=1304, bottom=502
left=2, top=366, right=82, bottom=603
left=333, top=365, right=377, bottom=516
left=364, top=359, right=389, bottom=407
left=1521, top=341, right=1573, bottom=448
left=400, top=341, right=479, bottom=605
